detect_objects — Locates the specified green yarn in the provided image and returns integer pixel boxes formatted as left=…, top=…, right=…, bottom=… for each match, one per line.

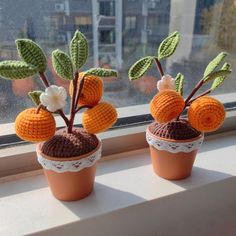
left=52, top=49, right=73, bottom=80
left=203, top=52, right=231, bottom=86
left=128, top=56, right=153, bottom=81
left=16, top=39, right=47, bottom=73
left=204, top=52, right=227, bottom=77
left=204, top=69, right=231, bottom=83
left=84, top=68, right=117, bottom=77
left=175, top=73, right=184, bottom=96
left=28, top=90, right=43, bottom=106
left=70, top=30, right=88, bottom=70
left=211, top=63, right=231, bottom=91
left=0, top=61, right=38, bottom=80
left=157, top=31, right=180, bottom=60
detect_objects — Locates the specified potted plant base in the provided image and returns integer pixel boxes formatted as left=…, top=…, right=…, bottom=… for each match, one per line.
left=37, top=128, right=102, bottom=201
left=128, top=32, right=230, bottom=181
left=146, top=120, right=204, bottom=180
left=0, top=30, right=118, bottom=201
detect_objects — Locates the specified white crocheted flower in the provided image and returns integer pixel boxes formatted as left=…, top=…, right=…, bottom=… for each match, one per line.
left=157, top=74, right=175, bottom=91
left=40, top=85, right=67, bottom=112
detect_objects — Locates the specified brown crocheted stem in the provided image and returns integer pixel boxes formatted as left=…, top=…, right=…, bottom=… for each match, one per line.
left=184, top=79, right=204, bottom=108
left=38, top=72, right=69, bottom=127
left=74, top=75, right=85, bottom=110
left=188, top=89, right=212, bottom=105
left=36, top=104, right=44, bottom=114
left=148, top=119, right=201, bottom=140
left=75, top=105, right=93, bottom=113
left=154, top=58, right=164, bottom=77
left=41, top=128, right=99, bottom=158
left=39, top=72, right=50, bottom=87
left=56, top=110, right=69, bottom=126
left=68, top=72, right=78, bottom=133
left=176, top=79, right=205, bottom=120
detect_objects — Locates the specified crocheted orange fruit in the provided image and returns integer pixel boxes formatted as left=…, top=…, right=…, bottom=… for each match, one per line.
left=150, top=90, right=185, bottom=123
left=188, top=96, right=225, bottom=132
left=69, top=73, right=103, bottom=106
left=82, top=102, right=117, bottom=134
left=15, top=108, right=56, bottom=142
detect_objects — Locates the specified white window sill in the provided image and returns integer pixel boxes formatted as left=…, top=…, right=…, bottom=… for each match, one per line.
left=1, top=131, right=236, bottom=236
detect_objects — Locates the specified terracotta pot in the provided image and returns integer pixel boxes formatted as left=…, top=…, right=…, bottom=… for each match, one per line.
left=146, top=126, right=204, bottom=180
left=36, top=140, right=102, bottom=201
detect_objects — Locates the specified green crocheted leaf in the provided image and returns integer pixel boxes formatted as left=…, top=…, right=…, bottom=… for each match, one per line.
left=28, top=90, right=43, bottom=106
left=211, top=63, right=231, bottom=91
left=84, top=68, right=117, bottom=77
left=70, top=30, right=88, bottom=70
left=128, top=56, right=153, bottom=81
left=203, top=69, right=231, bottom=83
left=175, top=73, right=184, bottom=96
left=16, top=39, right=47, bottom=73
left=0, top=61, right=38, bottom=80
left=157, top=31, right=180, bottom=60
left=52, top=49, right=73, bottom=80
left=204, top=52, right=227, bottom=77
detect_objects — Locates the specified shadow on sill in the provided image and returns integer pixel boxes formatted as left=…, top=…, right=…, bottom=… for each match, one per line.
left=96, top=149, right=151, bottom=176
left=0, top=175, right=48, bottom=198
left=0, top=165, right=232, bottom=201
left=60, top=183, right=146, bottom=220
left=35, top=177, right=236, bottom=236
left=171, top=166, right=232, bottom=190
left=200, top=132, right=236, bottom=153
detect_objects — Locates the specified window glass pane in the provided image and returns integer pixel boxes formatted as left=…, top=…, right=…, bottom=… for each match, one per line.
left=99, top=1, right=115, bottom=16
left=125, top=16, right=137, bottom=30
left=0, top=0, right=235, bottom=125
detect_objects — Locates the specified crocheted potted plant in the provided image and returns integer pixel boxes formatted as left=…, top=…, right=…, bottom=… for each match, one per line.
left=129, top=31, right=232, bottom=180
left=0, top=30, right=118, bottom=200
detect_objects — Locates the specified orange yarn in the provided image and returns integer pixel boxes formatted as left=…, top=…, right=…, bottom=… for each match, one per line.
left=69, top=72, right=103, bottom=106
left=150, top=90, right=185, bottom=123
left=15, top=108, right=56, bottom=142
left=82, top=102, right=117, bottom=134
left=188, top=96, right=225, bottom=132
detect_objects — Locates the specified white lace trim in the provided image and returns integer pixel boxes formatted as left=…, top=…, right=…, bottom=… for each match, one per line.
left=37, top=145, right=102, bottom=173
left=146, top=130, right=204, bottom=153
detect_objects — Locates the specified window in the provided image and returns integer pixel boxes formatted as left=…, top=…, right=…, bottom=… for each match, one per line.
left=99, top=1, right=115, bottom=16
left=99, top=30, right=115, bottom=44
left=0, top=0, right=235, bottom=133
left=125, top=16, right=137, bottom=30
left=75, top=16, right=92, bottom=25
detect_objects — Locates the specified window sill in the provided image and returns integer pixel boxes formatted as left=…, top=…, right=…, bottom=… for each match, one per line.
left=0, top=107, right=235, bottom=178
left=1, top=131, right=236, bottom=235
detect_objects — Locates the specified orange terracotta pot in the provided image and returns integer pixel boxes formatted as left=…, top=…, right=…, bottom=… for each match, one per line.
left=146, top=126, right=204, bottom=180
left=36, top=141, right=102, bottom=201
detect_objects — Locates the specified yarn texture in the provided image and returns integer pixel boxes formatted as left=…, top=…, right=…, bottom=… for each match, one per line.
left=150, top=89, right=185, bottom=123
left=0, top=61, right=37, bottom=80
left=41, top=128, right=99, bottom=158
left=148, top=120, right=201, bottom=140
left=69, top=73, right=103, bottom=106
left=16, top=39, right=47, bottom=73
left=188, top=96, right=225, bottom=132
left=15, top=108, right=56, bottom=142
left=82, top=102, right=117, bottom=134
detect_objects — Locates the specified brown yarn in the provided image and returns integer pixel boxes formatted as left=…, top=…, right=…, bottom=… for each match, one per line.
left=148, top=119, right=201, bottom=140
left=41, top=128, right=99, bottom=158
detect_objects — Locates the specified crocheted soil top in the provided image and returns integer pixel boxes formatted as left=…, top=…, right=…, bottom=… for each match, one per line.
left=148, top=119, right=201, bottom=140
left=41, top=128, right=99, bottom=158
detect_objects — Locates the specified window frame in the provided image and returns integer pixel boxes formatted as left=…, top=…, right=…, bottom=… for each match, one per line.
left=0, top=99, right=235, bottom=178
left=125, top=15, right=137, bottom=30
left=0, top=1, right=235, bottom=180
left=0, top=92, right=235, bottom=148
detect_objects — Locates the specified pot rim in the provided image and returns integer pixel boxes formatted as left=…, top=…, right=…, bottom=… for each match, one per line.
left=36, top=138, right=102, bottom=162
left=146, top=125, right=204, bottom=143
